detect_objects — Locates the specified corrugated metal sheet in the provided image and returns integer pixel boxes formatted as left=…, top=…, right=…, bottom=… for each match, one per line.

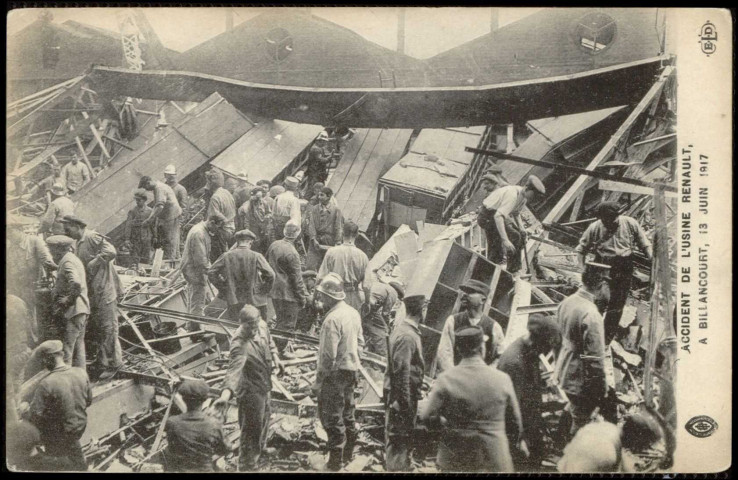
left=74, top=93, right=253, bottom=235
left=211, top=120, right=322, bottom=181
left=328, top=128, right=412, bottom=230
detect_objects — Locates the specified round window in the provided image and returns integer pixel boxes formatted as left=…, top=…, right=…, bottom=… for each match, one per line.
left=264, top=28, right=294, bottom=62
left=573, top=12, right=617, bottom=54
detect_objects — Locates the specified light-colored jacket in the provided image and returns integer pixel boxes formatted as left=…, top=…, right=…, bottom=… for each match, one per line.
left=54, top=252, right=90, bottom=319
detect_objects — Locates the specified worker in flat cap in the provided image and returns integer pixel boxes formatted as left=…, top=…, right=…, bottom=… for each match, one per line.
left=204, top=169, right=236, bottom=262
left=61, top=153, right=90, bottom=195
left=62, top=215, right=123, bottom=380
left=436, top=278, right=505, bottom=373
left=237, top=186, right=275, bottom=255
left=163, top=164, right=189, bottom=213
left=164, top=378, right=231, bottom=472
left=295, top=270, right=319, bottom=333
left=46, top=235, right=90, bottom=370
left=313, top=272, right=365, bottom=470
left=23, top=339, right=93, bottom=471
left=421, top=326, right=523, bottom=472
left=138, top=175, right=183, bottom=260
left=576, top=201, right=652, bottom=344
left=477, top=175, right=545, bottom=273
left=554, top=263, right=612, bottom=439
left=208, top=229, right=275, bottom=322
left=383, top=294, right=426, bottom=471
left=306, top=186, right=343, bottom=270
left=180, top=213, right=227, bottom=326
left=362, top=274, right=405, bottom=357
left=318, top=221, right=369, bottom=313
left=307, top=132, right=333, bottom=189
left=498, top=314, right=562, bottom=470
left=266, top=220, right=310, bottom=351
left=39, top=182, right=76, bottom=236
left=272, top=176, right=302, bottom=240
left=215, top=305, right=281, bottom=471
left=8, top=215, right=57, bottom=344
left=124, top=189, right=154, bottom=265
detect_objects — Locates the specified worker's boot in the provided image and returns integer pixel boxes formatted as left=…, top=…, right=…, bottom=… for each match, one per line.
left=326, top=448, right=343, bottom=471
left=343, top=434, right=356, bottom=464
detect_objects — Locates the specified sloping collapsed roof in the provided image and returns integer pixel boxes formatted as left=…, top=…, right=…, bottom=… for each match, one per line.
left=74, top=93, right=252, bottom=235
left=379, top=127, right=485, bottom=198
left=328, top=129, right=413, bottom=231
left=211, top=120, right=323, bottom=181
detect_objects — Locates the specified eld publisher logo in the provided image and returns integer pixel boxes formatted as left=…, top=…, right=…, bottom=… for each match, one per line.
left=698, top=21, right=717, bottom=56
left=685, top=415, right=718, bottom=438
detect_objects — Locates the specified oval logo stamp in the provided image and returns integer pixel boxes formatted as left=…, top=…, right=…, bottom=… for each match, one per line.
left=685, top=415, right=718, bottom=438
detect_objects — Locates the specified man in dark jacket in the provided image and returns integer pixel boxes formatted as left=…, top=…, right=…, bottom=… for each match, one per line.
left=266, top=221, right=309, bottom=351
left=238, top=186, right=274, bottom=255
left=164, top=379, right=231, bottom=472
left=363, top=276, right=404, bottom=357
left=213, top=305, right=280, bottom=471
left=498, top=314, right=561, bottom=470
left=383, top=294, right=426, bottom=471
left=208, top=229, right=275, bottom=321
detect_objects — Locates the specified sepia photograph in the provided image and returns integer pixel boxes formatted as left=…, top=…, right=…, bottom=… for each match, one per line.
left=5, top=6, right=732, bottom=474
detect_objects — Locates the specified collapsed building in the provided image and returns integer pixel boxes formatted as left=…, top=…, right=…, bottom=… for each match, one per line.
left=7, top=8, right=677, bottom=473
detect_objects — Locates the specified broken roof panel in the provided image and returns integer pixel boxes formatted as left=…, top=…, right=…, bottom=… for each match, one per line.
left=328, top=128, right=412, bottom=231
left=409, top=126, right=486, bottom=164
left=380, top=152, right=468, bottom=199
left=211, top=119, right=323, bottom=181
left=74, top=93, right=253, bottom=235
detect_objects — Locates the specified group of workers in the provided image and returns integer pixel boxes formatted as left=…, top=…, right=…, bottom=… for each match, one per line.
left=8, top=142, right=659, bottom=473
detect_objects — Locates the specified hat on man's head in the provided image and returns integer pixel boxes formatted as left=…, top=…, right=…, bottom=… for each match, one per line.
left=317, top=132, right=329, bottom=141
left=35, top=340, right=63, bottom=357
left=456, top=326, right=485, bottom=352
left=234, top=229, right=257, bottom=241
left=481, top=173, right=501, bottom=185
left=527, top=313, right=560, bottom=338
left=459, top=279, right=490, bottom=297
left=249, top=186, right=266, bottom=197
left=284, top=176, right=299, bottom=189
left=526, top=175, right=546, bottom=195
left=283, top=220, right=301, bottom=239
left=256, top=179, right=271, bottom=188
left=269, top=185, right=285, bottom=197
left=388, top=281, right=405, bottom=300
left=46, top=235, right=76, bottom=249
left=302, top=270, right=318, bottom=280
left=50, top=183, right=67, bottom=196
left=596, top=201, right=621, bottom=220
left=164, top=164, right=177, bottom=175
left=584, top=261, right=612, bottom=281
left=207, top=212, right=227, bottom=225
left=60, top=215, right=86, bottom=228
left=178, top=379, right=210, bottom=401
left=316, top=273, right=346, bottom=300
left=403, top=294, right=426, bottom=311
left=134, top=189, right=148, bottom=200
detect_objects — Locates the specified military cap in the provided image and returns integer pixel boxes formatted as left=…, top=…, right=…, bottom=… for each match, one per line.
left=456, top=326, right=485, bottom=352
left=284, top=176, right=299, bottom=189
left=178, top=378, right=210, bottom=401
left=134, top=188, right=148, bottom=199
left=234, top=229, right=257, bottom=241
left=316, top=273, right=346, bottom=300
left=50, top=183, right=67, bottom=196
left=163, top=164, right=177, bottom=175
left=302, top=270, right=318, bottom=279
left=459, top=279, right=490, bottom=297
left=46, top=235, right=76, bottom=249
left=526, top=175, right=546, bottom=195
left=60, top=214, right=87, bottom=227
left=35, top=339, right=63, bottom=356
left=402, top=294, right=426, bottom=310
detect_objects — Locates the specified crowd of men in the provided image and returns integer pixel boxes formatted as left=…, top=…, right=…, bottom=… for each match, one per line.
left=8, top=151, right=663, bottom=473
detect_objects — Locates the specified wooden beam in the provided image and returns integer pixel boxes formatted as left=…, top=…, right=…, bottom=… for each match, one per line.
left=599, top=179, right=677, bottom=198
left=89, top=121, right=111, bottom=159
left=629, top=132, right=676, bottom=148
left=74, top=136, right=97, bottom=178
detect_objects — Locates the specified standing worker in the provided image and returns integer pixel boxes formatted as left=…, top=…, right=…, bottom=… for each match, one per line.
left=318, top=221, right=369, bottom=312
left=206, top=169, right=237, bottom=262
left=24, top=340, right=92, bottom=471
left=498, top=314, right=562, bottom=470
left=383, top=294, right=426, bottom=471
left=208, top=229, right=275, bottom=322
left=138, top=175, right=183, bottom=261
left=180, top=213, right=226, bottom=323
left=61, top=154, right=90, bottom=195
left=39, top=183, right=75, bottom=236
left=420, top=326, right=524, bottom=472
left=307, top=132, right=332, bottom=188
left=554, top=264, right=612, bottom=438
left=266, top=221, right=309, bottom=351
left=164, top=379, right=232, bottom=472
left=363, top=275, right=405, bottom=357
left=312, top=273, right=365, bottom=471
left=8, top=215, right=57, bottom=343
left=214, top=305, right=281, bottom=471
left=62, top=215, right=123, bottom=380
left=272, top=177, right=302, bottom=241
left=238, top=186, right=274, bottom=255
left=435, top=279, right=505, bottom=373
left=123, top=189, right=154, bottom=265
left=576, top=201, right=652, bottom=344
left=46, top=235, right=90, bottom=369
left=477, top=175, right=546, bottom=273
left=306, top=186, right=343, bottom=271
left=232, top=173, right=251, bottom=210
left=265, top=184, right=282, bottom=212
left=164, top=164, right=189, bottom=225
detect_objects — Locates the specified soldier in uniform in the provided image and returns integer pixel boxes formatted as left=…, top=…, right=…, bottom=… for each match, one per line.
left=318, top=221, right=369, bottom=312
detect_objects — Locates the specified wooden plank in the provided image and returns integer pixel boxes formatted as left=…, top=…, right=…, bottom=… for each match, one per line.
left=501, top=279, right=531, bottom=349
left=75, top=136, right=97, bottom=178
left=89, top=121, right=112, bottom=159
left=599, top=179, right=677, bottom=198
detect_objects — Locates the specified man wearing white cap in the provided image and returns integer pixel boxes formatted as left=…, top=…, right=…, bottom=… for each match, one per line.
left=60, top=154, right=90, bottom=195
left=477, top=175, right=546, bottom=273
left=138, top=175, right=183, bottom=261
left=164, top=164, right=189, bottom=212
left=307, top=132, right=332, bottom=188
left=272, top=176, right=302, bottom=240
left=39, top=183, right=75, bottom=236
left=205, top=169, right=237, bottom=261
left=313, top=273, right=365, bottom=470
